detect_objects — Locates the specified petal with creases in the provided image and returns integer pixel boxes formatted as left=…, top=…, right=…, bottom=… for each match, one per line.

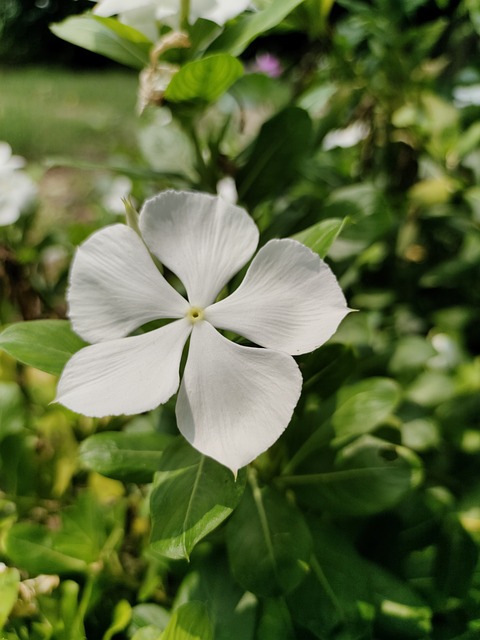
left=176, top=321, right=302, bottom=474
left=206, top=239, right=350, bottom=356
left=93, top=0, right=152, bottom=16
left=68, top=224, right=189, bottom=343
left=139, top=190, right=259, bottom=307
left=191, top=0, right=251, bottom=25
left=56, top=319, right=191, bottom=417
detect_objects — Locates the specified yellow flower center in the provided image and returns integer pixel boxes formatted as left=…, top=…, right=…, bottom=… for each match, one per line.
left=186, top=306, right=204, bottom=324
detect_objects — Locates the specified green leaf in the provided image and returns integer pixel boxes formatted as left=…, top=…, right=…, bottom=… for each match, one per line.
left=226, top=483, right=312, bottom=597
left=164, top=54, right=243, bottom=103
left=434, top=516, right=478, bottom=599
left=287, top=435, right=423, bottom=517
left=50, top=15, right=151, bottom=69
left=161, top=602, right=213, bottom=640
left=4, top=523, right=88, bottom=575
left=103, top=600, right=132, bottom=640
left=208, top=0, right=306, bottom=56
left=256, top=599, right=295, bottom=640
left=0, top=566, right=20, bottom=629
left=331, top=378, right=402, bottom=444
left=288, top=521, right=432, bottom=639
left=149, top=439, right=246, bottom=560
left=79, top=431, right=174, bottom=483
left=236, top=107, right=312, bottom=207
left=174, top=554, right=256, bottom=640
left=0, top=382, right=26, bottom=440
left=0, top=320, right=85, bottom=376
left=292, top=218, right=349, bottom=258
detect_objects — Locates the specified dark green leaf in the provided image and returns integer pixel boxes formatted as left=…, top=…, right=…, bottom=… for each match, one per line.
left=50, top=15, right=151, bottom=69
left=175, top=554, right=256, bottom=640
left=288, top=521, right=432, bottom=639
left=150, top=439, right=246, bottom=560
left=79, top=431, right=174, bottom=483
left=226, top=483, right=312, bottom=596
left=236, top=107, right=312, bottom=207
left=0, top=320, right=85, bottom=376
left=288, top=435, right=423, bottom=516
left=257, top=598, right=295, bottom=640
left=434, top=516, right=478, bottom=599
left=164, top=55, right=243, bottom=103
left=208, top=0, right=306, bottom=56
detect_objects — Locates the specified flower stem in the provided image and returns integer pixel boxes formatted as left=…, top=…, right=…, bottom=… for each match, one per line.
left=179, top=0, right=190, bottom=30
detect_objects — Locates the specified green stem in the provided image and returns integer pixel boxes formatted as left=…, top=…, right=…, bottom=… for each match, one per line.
left=179, top=0, right=190, bottom=31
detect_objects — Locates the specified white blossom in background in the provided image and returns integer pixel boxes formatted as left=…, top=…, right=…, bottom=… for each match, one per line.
left=56, top=191, right=349, bottom=473
left=93, top=0, right=252, bottom=39
left=453, top=85, right=480, bottom=107
left=100, top=175, right=133, bottom=214
left=216, top=176, right=238, bottom=204
left=0, top=142, right=37, bottom=226
left=322, top=121, right=370, bottom=151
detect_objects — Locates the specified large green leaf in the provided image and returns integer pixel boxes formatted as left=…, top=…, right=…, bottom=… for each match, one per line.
left=0, top=320, right=85, bottom=376
left=149, top=439, right=246, bottom=560
left=288, top=435, right=423, bottom=517
left=288, top=522, right=432, bottom=639
left=236, top=107, right=312, bottom=207
left=50, top=15, right=151, bottom=69
left=161, top=602, right=213, bottom=640
left=174, top=555, right=256, bottom=640
left=79, top=431, right=174, bottom=483
left=0, top=566, right=20, bottom=629
left=164, top=55, right=243, bottom=103
left=208, top=0, right=306, bottom=56
left=226, top=484, right=312, bottom=597
left=0, top=382, right=26, bottom=440
left=292, top=218, right=349, bottom=259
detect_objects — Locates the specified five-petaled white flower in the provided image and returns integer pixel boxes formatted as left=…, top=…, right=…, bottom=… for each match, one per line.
left=93, top=0, right=252, bottom=40
left=57, top=191, right=349, bottom=473
left=0, top=142, right=37, bottom=226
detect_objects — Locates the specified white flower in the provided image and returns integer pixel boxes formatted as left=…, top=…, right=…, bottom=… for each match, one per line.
left=93, top=0, right=252, bottom=39
left=56, top=191, right=349, bottom=473
left=322, top=122, right=370, bottom=151
left=0, top=142, right=37, bottom=226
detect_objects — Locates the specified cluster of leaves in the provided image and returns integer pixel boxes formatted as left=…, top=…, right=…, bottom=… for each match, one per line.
left=1, top=0, right=480, bottom=638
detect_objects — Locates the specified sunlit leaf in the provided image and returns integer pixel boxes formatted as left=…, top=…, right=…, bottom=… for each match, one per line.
left=79, top=431, right=173, bottom=483
left=164, top=55, right=243, bottom=103
left=50, top=15, right=151, bottom=69
left=208, top=0, right=306, bottom=56
left=292, top=218, right=349, bottom=258
left=150, top=439, right=246, bottom=560
left=0, top=320, right=85, bottom=376
left=161, top=602, right=213, bottom=640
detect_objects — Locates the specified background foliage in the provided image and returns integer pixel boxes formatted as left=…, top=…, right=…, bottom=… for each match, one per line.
left=1, top=0, right=480, bottom=638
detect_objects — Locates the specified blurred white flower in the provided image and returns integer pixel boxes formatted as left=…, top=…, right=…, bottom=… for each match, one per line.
left=100, top=175, right=133, bottom=214
left=453, top=85, right=480, bottom=107
left=0, top=142, right=37, bottom=226
left=57, top=190, right=349, bottom=473
left=322, top=121, right=370, bottom=151
left=93, top=0, right=252, bottom=39
left=216, top=176, right=238, bottom=204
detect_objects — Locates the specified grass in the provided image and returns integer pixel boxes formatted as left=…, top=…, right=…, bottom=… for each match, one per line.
left=0, top=66, right=139, bottom=162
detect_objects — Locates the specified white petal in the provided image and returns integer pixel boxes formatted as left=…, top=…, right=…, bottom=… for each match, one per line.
left=206, top=239, right=350, bottom=356
left=93, top=0, right=152, bottom=17
left=190, top=0, right=251, bottom=25
left=56, top=319, right=191, bottom=417
left=139, top=190, right=259, bottom=307
left=176, top=321, right=302, bottom=474
left=68, top=224, right=189, bottom=343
